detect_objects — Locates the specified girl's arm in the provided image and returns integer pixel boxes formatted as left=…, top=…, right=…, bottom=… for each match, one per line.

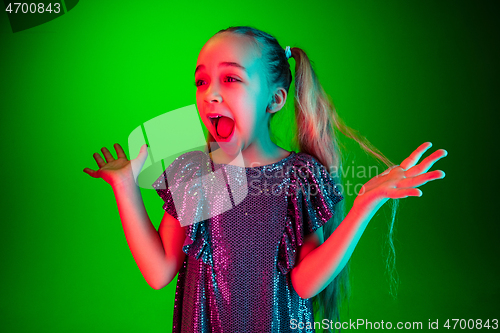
left=112, top=179, right=186, bottom=290
left=291, top=142, right=447, bottom=299
left=291, top=194, right=383, bottom=299
left=84, top=143, right=185, bottom=290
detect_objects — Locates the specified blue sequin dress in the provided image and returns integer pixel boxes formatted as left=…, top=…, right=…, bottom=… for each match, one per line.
left=152, top=150, right=343, bottom=332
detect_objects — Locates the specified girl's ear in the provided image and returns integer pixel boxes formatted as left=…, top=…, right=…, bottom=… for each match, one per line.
left=267, top=87, right=287, bottom=114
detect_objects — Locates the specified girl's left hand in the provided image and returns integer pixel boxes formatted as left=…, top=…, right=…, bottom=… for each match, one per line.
left=356, top=142, right=447, bottom=208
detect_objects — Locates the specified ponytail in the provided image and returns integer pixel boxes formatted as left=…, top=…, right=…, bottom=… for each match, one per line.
left=291, top=47, right=400, bottom=330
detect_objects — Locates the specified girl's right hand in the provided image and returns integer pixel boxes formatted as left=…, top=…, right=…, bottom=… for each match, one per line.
left=83, top=143, right=149, bottom=188
left=355, top=142, right=446, bottom=210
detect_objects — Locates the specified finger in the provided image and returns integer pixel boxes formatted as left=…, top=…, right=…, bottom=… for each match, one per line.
left=398, top=170, right=446, bottom=188
left=83, top=167, right=100, bottom=178
left=405, top=149, right=448, bottom=177
left=386, top=187, right=422, bottom=199
left=101, top=147, right=115, bottom=163
left=93, top=152, right=106, bottom=168
left=114, top=143, right=127, bottom=159
left=400, top=142, right=433, bottom=170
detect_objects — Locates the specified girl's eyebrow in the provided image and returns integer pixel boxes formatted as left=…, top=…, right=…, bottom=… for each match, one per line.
left=194, top=62, right=247, bottom=75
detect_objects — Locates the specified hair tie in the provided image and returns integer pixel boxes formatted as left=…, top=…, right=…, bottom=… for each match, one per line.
left=284, top=46, right=292, bottom=59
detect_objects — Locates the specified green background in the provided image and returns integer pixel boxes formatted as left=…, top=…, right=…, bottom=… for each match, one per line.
left=1, top=0, right=498, bottom=331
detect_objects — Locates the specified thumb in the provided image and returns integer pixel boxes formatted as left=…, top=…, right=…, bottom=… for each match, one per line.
left=136, top=143, right=149, bottom=163
left=131, top=144, right=149, bottom=182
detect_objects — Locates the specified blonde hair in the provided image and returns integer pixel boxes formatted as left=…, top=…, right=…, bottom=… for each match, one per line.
left=292, top=47, right=400, bottom=327
left=208, top=26, right=400, bottom=331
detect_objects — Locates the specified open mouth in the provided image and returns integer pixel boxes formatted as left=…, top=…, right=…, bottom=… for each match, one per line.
left=208, top=115, right=235, bottom=139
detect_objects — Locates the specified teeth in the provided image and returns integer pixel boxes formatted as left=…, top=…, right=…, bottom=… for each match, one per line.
left=209, top=115, right=221, bottom=126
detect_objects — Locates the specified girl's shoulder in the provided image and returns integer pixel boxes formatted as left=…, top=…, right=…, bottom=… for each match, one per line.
left=287, top=151, right=329, bottom=173
left=171, top=150, right=209, bottom=165
left=165, top=150, right=214, bottom=174
left=293, top=151, right=317, bottom=163
left=152, top=151, right=210, bottom=189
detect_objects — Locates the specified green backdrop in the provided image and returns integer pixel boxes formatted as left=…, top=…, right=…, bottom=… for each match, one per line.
left=1, top=0, right=498, bottom=331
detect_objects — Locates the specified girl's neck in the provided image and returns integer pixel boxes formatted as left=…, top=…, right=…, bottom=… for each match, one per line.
left=210, top=121, right=291, bottom=167
left=210, top=143, right=291, bottom=168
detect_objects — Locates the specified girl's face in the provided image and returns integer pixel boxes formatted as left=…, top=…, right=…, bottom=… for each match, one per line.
left=195, top=33, right=274, bottom=159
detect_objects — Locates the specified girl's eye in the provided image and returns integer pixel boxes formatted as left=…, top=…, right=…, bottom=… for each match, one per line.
left=225, top=76, right=239, bottom=83
left=194, top=77, right=239, bottom=87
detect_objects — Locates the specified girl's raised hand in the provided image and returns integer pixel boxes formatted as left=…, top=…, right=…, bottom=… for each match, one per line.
left=357, top=142, right=447, bottom=207
left=83, top=143, right=149, bottom=188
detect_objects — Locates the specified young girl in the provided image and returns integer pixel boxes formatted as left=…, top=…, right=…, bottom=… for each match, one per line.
left=83, top=26, right=447, bottom=332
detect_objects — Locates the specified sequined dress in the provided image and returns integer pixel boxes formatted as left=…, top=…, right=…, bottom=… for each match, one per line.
left=152, top=150, right=344, bottom=333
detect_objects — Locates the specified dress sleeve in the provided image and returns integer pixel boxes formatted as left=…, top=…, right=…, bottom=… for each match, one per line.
left=277, top=153, right=344, bottom=275
left=152, top=151, right=203, bottom=220
left=151, top=151, right=214, bottom=266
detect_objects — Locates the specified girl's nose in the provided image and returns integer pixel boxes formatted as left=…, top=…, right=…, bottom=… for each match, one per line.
left=205, top=85, right=222, bottom=103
